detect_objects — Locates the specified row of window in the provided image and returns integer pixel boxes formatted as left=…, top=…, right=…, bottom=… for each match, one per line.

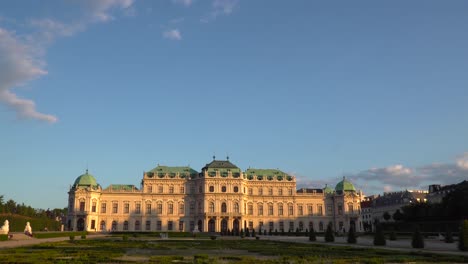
left=143, top=184, right=295, bottom=196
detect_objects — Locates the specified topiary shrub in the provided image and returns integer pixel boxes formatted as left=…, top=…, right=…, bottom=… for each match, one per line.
left=0, top=234, right=8, bottom=241
left=445, top=227, right=454, bottom=243
left=373, top=224, right=386, bottom=246
left=411, top=226, right=424, bottom=249
left=459, top=220, right=468, bottom=251
left=69, top=235, right=75, bottom=242
left=122, top=235, right=128, bottom=241
left=309, top=227, right=317, bottom=242
left=347, top=226, right=357, bottom=244
left=81, top=234, right=87, bottom=240
left=389, top=231, right=397, bottom=241
left=210, top=235, right=217, bottom=240
left=325, top=222, right=334, bottom=242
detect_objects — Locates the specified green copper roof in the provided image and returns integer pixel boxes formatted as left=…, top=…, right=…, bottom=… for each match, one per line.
left=202, top=160, right=242, bottom=174
left=335, top=177, right=356, bottom=192
left=104, top=184, right=138, bottom=191
left=148, top=165, right=198, bottom=178
left=244, top=168, right=292, bottom=181
left=323, top=184, right=334, bottom=194
left=74, top=170, right=98, bottom=187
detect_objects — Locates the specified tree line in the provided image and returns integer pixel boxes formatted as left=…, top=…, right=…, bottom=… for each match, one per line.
left=0, top=195, right=67, bottom=220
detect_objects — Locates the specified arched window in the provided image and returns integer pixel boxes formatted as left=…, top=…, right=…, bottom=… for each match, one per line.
left=319, top=221, right=324, bottom=231
left=123, top=221, right=129, bottom=231
left=234, top=202, right=239, bottom=213
left=278, top=203, right=283, bottom=216
left=221, top=202, right=227, bottom=213
left=258, top=203, right=263, bottom=216
left=111, top=221, right=117, bottom=231
left=209, top=186, right=214, bottom=192
left=209, top=202, right=215, bottom=213
left=135, top=220, right=141, bottom=231
left=100, top=221, right=106, bottom=231
left=299, top=221, right=304, bottom=231
left=233, top=186, right=239, bottom=193
left=309, top=221, right=314, bottom=231
left=221, top=186, right=227, bottom=192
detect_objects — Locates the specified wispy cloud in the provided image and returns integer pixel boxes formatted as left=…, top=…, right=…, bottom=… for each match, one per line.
left=0, top=0, right=136, bottom=123
left=163, top=29, right=182, bottom=40
left=201, top=0, right=239, bottom=23
left=0, top=28, right=56, bottom=123
left=172, top=0, right=194, bottom=7
left=346, top=153, right=468, bottom=195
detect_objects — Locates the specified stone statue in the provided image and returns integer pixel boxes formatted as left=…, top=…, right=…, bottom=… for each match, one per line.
left=0, top=220, right=9, bottom=235
left=24, top=222, right=33, bottom=237
left=192, top=224, right=200, bottom=233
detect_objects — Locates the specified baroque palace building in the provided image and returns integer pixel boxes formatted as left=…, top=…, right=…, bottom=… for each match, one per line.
left=67, top=158, right=364, bottom=234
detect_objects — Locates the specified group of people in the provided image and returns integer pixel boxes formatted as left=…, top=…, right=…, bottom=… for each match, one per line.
left=0, top=220, right=33, bottom=237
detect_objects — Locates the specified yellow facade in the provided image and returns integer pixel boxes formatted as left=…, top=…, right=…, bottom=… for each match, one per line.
left=67, top=160, right=364, bottom=233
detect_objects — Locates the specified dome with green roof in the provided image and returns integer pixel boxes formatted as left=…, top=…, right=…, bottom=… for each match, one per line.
left=323, top=184, right=334, bottom=194
left=335, top=176, right=356, bottom=192
left=73, top=170, right=99, bottom=189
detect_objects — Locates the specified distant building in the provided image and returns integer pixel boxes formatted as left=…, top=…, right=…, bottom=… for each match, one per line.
left=371, top=190, right=427, bottom=225
left=67, top=158, right=365, bottom=233
left=427, top=180, right=468, bottom=204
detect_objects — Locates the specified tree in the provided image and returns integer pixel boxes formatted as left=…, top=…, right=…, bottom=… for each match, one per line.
left=373, top=223, right=386, bottom=246
left=245, top=228, right=250, bottom=237
left=392, top=209, right=403, bottom=222
left=295, top=227, right=300, bottom=236
left=347, top=225, right=357, bottom=244
left=411, top=226, right=424, bottom=249
left=325, top=222, right=334, bottom=242
left=383, top=211, right=391, bottom=221
left=309, top=227, right=317, bottom=242
left=251, top=228, right=256, bottom=237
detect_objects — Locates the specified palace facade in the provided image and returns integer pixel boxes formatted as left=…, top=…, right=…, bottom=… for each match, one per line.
left=67, top=158, right=364, bottom=233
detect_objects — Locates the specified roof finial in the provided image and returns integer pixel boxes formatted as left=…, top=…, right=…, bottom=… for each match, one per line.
left=213, top=154, right=216, bottom=160
left=226, top=155, right=229, bottom=160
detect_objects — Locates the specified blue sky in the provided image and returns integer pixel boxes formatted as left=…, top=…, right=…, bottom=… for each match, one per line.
left=1, top=0, right=468, bottom=209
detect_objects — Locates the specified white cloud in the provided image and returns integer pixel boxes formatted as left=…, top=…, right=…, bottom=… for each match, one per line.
left=84, top=0, right=135, bottom=22
left=0, top=0, right=137, bottom=123
left=456, top=153, right=468, bottom=170
left=347, top=154, right=468, bottom=195
left=172, top=0, right=194, bottom=7
left=0, top=28, right=56, bottom=123
left=201, top=0, right=239, bottom=22
left=163, top=29, right=182, bottom=40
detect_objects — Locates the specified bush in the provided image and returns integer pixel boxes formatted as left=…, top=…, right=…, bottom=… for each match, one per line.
left=445, top=228, right=454, bottom=243
left=309, top=227, right=316, bottom=242
left=347, top=226, right=357, bottom=244
left=0, top=234, right=8, bottom=241
left=69, top=235, right=75, bottom=241
left=459, top=220, right=468, bottom=251
left=325, top=223, right=334, bottom=242
left=122, top=235, right=128, bottom=241
left=411, top=226, right=424, bottom=249
left=81, top=234, right=86, bottom=240
left=210, top=235, right=217, bottom=240
left=373, top=224, right=386, bottom=246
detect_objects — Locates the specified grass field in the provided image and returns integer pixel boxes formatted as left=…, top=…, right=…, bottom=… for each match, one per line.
left=0, top=236, right=466, bottom=263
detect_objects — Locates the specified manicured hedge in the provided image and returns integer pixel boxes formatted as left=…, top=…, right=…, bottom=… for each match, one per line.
left=33, top=231, right=87, bottom=239
left=0, top=234, right=8, bottom=241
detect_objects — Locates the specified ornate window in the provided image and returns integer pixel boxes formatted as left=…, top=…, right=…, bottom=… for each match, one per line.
left=168, top=203, right=174, bottom=215
left=111, top=221, right=117, bottom=231
left=209, top=202, right=215, bottom=213
left=258, top=188, right=263, bottom=195
left=221, top=186, right=227, bottom=192
left=299, top=221, right=304, bottom=231
left=158, top=185, right=163, bottom=193
left=248, top=204, right=253, bottom=215
left=221, top=202, right=227, bottom=213
left=135, top=220, right=140, bottom=231
left=234, top=202, right=239, bottom=213
left=91, top=201, right=97, bottom=212
left=157, top=203, right=163, bottom=214
left=307, top=204, right=313, bottom=215
left=145, top=221, right=151, bottom=231
left=209, top=186, right=214, bottom=192
left=278, top=188, right=283, bottom=195
left=298, top=205, right=303, bottom=216
left=112, top=202, right=118, bottom=214
left=180, top=186, right=185, bottom=193
left=278, top=203, right=283, bottom=216
left=268, top=188, right=273, bottom=195
left=179, top=203, right=184, bottom=215
left=146, top=203, right=152, bottom=214
left=124, top=202, right=130, bottom=214
left=169, top=186, right=174, bottom=194
left=258, top=203, right=263, bottom=216
left=123, top=221, right=129, bottom=231
left=233, top=186, right=239, bottom=193
left=288, top=204, right=294, bottom=216
left=168, top=221, right=173, bottom=231
left=317, top=205, right=323, bottom=216
left=101, top=203, right=107, bottom=214
left=268, top=204, right=273, bottom=215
